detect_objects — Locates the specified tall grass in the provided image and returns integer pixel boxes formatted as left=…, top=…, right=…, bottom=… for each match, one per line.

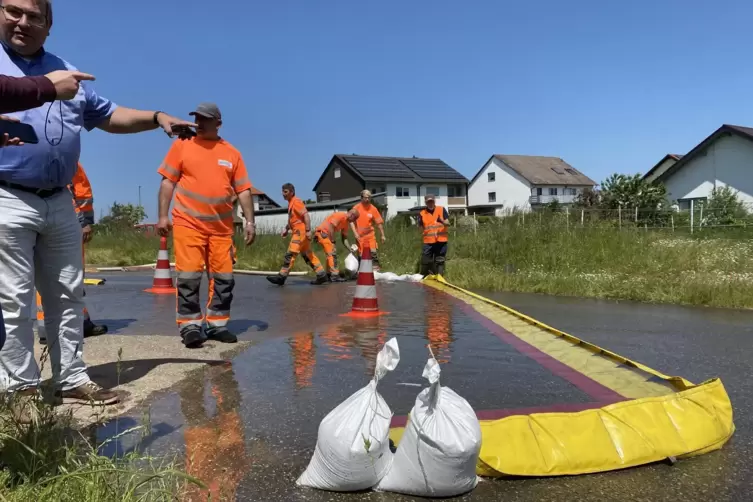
left=86, top=217, right=753, bottom=308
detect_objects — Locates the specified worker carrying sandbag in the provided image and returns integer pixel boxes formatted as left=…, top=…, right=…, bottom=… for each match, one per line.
left=350, top=190, right=387, bottom=272
left=376, top=349, right=482, bottom=498
left=313, top=209, right=359, bottom=283
left=297, top=337, right=400, bottom=492
left=417, top=194, right=450, bottom=276
left=267, top=183, right=328, bottom=286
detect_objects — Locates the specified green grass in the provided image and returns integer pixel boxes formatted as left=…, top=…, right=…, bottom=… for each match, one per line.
left=87, top=218, right=753, bottom=309
left=0, top=349, right=203, bottom=501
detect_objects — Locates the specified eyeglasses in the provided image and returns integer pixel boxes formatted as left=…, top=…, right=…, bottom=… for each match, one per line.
left=0, top=4, right=47, bottom=28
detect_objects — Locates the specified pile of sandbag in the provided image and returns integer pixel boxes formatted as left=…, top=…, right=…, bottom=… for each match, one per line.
left=296, top=338, right=400, bottom=491
left=376, top=355, right=482, bottom=497
left=297, top=342, right=481, bottom=497
left=374, top=271, right=424, bottom=283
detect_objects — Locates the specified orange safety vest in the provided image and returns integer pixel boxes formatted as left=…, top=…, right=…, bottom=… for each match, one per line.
left=420, top=205, right=448, bottom=244
left=68, top=163, right=94, bottom=223
left=316, top=211, right=349, bottom=237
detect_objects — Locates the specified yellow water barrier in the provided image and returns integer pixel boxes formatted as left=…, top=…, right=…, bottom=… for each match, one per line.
left=389, top=275, right=735, bottom=477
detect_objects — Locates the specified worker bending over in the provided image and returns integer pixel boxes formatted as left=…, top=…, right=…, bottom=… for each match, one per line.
left=157, top=103, right=256, bottom=349
left=314, top=209, right=359, bottom=282
left=267, top=183, right=327, bottom=286
left=37, top=162, right=107, bottom=343
left=418, top=194, right=450, bottom=276
left=350, top=190, right=386, bottom=271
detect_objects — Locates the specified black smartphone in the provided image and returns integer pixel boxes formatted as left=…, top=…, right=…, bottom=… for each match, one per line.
left=0, top=119, right=39, bottom=144
left=171, top=124, right=196, bottom=138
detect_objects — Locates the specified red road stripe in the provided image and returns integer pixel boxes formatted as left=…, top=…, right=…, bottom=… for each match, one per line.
left=389, top=400, right=622, bottom=428
left=455, top=300, right=625, bottom=403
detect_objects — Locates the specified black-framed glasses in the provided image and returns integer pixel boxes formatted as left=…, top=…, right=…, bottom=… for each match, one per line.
left=0, top=4, right=47, bottom=28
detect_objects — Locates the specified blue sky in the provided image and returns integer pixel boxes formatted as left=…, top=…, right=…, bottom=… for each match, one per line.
left=50, top=0, right=753, bottom=221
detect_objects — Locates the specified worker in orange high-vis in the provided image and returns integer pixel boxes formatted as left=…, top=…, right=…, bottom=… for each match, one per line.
left=313, top=209, right=359, bottom=282
left=417, top=193, right=450, bottom=276
left=157, top=102, right=256, bottom=349
left=350, top=190, right=386, bottom=271
left=266, top=183, right=328, bottom=286
left=37, top=162, right=107, bottom=344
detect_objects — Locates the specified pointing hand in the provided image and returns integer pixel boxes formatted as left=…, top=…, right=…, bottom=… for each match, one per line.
left=45, top=70, right=95, bottom=100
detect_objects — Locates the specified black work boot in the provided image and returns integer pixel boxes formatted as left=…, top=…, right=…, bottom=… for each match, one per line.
left=180, top=326, right=204, bottom=349
left=310, top=273, right=328, bottom=285
left=266, top=274, right=287, bottom=286
left=84, top=318, right=108, bottom=338
left=329, top=274, right=345, bottom=283
left=206, top=328, right=238, bottom=344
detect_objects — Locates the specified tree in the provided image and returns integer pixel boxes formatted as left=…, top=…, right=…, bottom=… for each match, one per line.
left=599, top=173, right=667, bottom=210
left=573, top=187, right=601, bottom=208
left=97, top=202, right=147, bottom=230
left=702, top=186, right=749, bottom=227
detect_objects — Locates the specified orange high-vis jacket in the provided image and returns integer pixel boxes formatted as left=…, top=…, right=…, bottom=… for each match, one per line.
left=68, top=163, right=95, bottom=226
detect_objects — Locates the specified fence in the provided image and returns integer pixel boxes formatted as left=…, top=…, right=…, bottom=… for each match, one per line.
left=459, top=202, right=753, bottom=234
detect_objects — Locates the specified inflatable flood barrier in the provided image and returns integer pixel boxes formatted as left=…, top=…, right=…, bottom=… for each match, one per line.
left=388, top=275, right=735, bottom=478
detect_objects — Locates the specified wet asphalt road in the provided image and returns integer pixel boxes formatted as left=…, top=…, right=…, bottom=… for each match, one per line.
left=86, top=273, right=751, bottom=501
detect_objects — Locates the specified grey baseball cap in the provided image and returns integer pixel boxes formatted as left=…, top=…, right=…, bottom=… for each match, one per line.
left=189, top=102, right=222, bottom=120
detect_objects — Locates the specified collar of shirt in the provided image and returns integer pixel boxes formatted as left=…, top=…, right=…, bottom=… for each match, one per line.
left=0, top=42, right=117, bottom=190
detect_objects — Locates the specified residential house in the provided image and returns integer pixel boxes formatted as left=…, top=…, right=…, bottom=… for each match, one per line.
left=233, top=187, right=281, bottom=231
left=643, top=124, right=753, bottom=209
left=643, top=154, right=683, bottom=184
left=312, top=154, right=469, bottom=219
left=468, top=155, right=596, bottom=214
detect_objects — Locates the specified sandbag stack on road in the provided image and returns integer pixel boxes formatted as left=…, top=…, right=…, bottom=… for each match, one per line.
left=376, top=354, right=482, bottom=497
left=296, top=337, right=400, bottom=492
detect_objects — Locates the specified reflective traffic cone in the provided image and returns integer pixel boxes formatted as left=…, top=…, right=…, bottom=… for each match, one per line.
left=145, top=236, right=176, bottom=294
left=341, top=246, right=388, bottom=318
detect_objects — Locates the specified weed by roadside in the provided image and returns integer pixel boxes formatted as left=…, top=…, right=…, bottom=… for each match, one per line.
left=86, top=219, right=753, bottom=308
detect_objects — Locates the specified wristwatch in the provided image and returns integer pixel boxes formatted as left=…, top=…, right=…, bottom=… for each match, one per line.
left=153, top=111, right=163, bottom=125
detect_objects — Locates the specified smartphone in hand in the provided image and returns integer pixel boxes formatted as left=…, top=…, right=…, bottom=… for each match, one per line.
left=0, top=119, right=38, bottom=144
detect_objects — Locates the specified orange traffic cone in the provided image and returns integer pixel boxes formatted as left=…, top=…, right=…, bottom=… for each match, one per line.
left=341, top=246, right=388, bottom=318
left=144, top=236, right=176, bottom=294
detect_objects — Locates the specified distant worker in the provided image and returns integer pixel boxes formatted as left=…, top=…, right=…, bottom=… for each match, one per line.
left=418, top=194, right=450, bottom=276
left=266, top=183, right=328, bottom=286
left=157, top=103, right=256, bottom=349
left=313, top=209, right=359, bottom=282
left=350, top=190, right=386, bottom=271
left=37, top=162, right=108, bottom=343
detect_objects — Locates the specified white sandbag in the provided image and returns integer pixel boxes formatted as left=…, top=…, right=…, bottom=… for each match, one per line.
left=374, top=271, right=425, bottom=282
left=376, top=354, right=482, bottom=497
left=344, top=252, right=359, bottom=273
left=297, top=338, right=400, bottom=492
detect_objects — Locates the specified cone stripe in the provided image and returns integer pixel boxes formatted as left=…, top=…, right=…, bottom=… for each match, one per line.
left=354, top=284, right=377, bottom=300
left=356, top=272, right=375, bottom=286
left=352, top=297, right=379, bottom=311
left=154, top=268, right=172, bottom=279
left=358, top=258, right=373, bottom=274
left=158, top=250, right=169, bottom=260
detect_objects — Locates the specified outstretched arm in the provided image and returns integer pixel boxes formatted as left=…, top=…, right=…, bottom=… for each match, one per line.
left=98, top=108, right=196, bottom=136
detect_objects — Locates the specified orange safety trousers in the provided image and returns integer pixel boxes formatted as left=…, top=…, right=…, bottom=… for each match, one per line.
left=174, top=225, right=235, bottom=335
left=280, top=228, right=324, bottom=277
left=314, top=230, right=339, bottom=276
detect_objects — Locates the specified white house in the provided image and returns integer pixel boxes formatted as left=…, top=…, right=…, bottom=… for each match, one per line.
left=467, top=155, right=596, bottom=214
left=232, top=187, right=281, bottom=232
left=644, top=124, right=753, bottom=209
left=643, top=154, right=683, bottom=184
left=312, top=154, right=469, bottom=219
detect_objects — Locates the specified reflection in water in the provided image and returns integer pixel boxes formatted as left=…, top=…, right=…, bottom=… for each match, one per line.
left=288, top=332, right=316, bottom=389
left=320, top=325, right=354, bottom=361
left=180, top=362, right=248, bottom=502
left=425, top=288, right=454, bottom=364
left=336, top=319, right=387, bottom=377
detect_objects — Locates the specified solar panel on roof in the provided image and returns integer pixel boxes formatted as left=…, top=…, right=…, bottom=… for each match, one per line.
left=401, top=158, right=466, bottom=180
left=345, top=157, right=416, bottom=179
left=551, top=167, right=565, bottom=175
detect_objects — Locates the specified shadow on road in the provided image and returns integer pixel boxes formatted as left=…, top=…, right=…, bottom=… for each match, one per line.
left=98, top=318, right=138, bottom=334
left=228, top=319, right=269, bottom=333
left=87, top=358, right=227, bottom=388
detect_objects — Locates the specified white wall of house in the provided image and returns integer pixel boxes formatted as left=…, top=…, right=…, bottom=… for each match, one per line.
left=384, top=182, right=451, bottom=218
left=662, top=134, right=753, bottom=207
left=468, top=157, right=532, bottom=211
left=645, top=157, right=679, bottom=184
left=529, top=185, right=584, bottom=204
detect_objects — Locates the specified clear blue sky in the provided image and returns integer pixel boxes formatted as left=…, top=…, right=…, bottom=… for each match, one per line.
left=50, top=0, right=753, bottom=221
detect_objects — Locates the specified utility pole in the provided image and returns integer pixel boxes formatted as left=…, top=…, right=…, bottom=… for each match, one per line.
left=138, top=185, right=142, bottom=207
